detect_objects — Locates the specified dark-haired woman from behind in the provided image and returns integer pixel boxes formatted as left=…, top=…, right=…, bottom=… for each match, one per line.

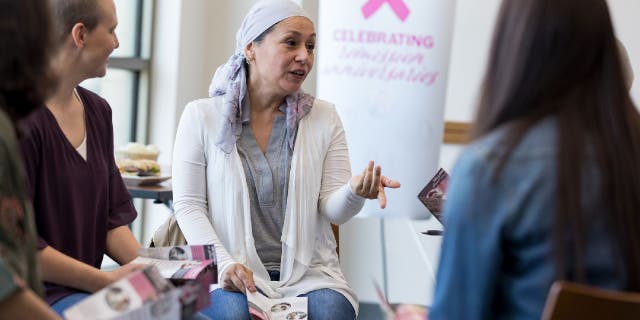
left=430, top=0, right=640, bottom=319
left=0, top=0, right=61, bottom=318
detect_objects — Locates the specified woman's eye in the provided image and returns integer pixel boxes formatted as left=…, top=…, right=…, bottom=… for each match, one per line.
left=286, top=39, right=296, bottom=46
left=306, top=43, right=315, bottom=50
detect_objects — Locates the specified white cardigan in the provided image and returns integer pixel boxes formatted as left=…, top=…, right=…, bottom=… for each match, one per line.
left=172, top=96, right=364, bottom=313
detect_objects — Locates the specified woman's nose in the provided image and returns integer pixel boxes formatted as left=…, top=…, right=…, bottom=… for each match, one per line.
left=296, top=47, right=309, bottom=64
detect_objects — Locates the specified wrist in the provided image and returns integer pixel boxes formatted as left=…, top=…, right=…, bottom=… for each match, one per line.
left=348, top=176, right=359, bottom=196
left=89, top=270, right=112, bottom=292
left=347, top=178, right=365, bottom=199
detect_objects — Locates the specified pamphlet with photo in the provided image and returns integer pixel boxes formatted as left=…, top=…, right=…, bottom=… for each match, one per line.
left=64, top=266, right=182, bottom=320
left=417, top=168, right=449, bottom=223
left=131, top=245, right=218, bottom=316
left=247, top=290, right=308, bottom=320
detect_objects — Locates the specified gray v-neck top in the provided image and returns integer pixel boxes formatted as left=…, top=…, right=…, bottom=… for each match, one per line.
left=236, top=104, right=292, bottom=272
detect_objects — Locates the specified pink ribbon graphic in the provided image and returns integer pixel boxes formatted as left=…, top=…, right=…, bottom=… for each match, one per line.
left=362, top=0, right=410, bottom=22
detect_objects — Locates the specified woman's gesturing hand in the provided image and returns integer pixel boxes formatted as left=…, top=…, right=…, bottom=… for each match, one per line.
left=221, top=263, right=257, bottom=293
left=350, top=161, right=401, bottom=209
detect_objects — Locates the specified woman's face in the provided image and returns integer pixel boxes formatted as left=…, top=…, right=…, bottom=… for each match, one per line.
left=247, top=16, right=316, bottom=97
left=82, top=0, right=119, bottom=78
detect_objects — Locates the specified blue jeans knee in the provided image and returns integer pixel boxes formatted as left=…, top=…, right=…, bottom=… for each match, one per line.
left=200, top=288, right=251, bottom=320
left=300, top=288, right=356, bottom=320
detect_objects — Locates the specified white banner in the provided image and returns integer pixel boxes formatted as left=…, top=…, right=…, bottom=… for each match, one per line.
left=317, top=0, right=457, bottom=219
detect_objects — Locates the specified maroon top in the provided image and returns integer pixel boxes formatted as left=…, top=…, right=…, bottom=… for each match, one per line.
left=19, top=87, right=137, bottom=304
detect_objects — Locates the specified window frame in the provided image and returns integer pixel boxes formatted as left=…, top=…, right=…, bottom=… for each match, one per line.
left=107, top=0, right=152, bottom=143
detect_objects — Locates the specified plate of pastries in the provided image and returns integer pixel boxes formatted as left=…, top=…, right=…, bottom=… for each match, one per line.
left=116, top=143, right=170, bottom=186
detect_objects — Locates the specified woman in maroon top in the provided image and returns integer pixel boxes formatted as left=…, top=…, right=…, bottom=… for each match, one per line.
left=19, top=0, right=143, bottom=315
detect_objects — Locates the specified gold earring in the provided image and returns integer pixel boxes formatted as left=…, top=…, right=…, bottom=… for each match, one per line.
left=247, top=56, right=254, bottom=64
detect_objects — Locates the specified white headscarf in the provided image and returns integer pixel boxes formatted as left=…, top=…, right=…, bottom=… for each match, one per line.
left=209, top=0, right=314, bottom=154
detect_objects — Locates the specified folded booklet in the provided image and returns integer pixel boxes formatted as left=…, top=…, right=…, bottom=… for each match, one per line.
left=417, top=168, right=449, bottom=223
left=64, top=266, right=182, bottom=320
left=131, top=245, right=218, bottom=317
left=247, top=290, right=308, bottom=320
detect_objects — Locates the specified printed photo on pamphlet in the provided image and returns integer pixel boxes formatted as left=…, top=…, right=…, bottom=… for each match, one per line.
left=247, top=290, right=308, bottom=320
left=417, top=168, right=449, bottom=223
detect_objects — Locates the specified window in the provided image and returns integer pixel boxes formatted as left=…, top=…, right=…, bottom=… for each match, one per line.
left=85, top=1, right=154, bottom=268
left=82, top=0, right=153, bottom=147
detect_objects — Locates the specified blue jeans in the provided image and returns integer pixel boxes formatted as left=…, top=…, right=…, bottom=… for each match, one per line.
left=51, top=293, right=91, bottom=316
left=201, top=288, right=356, bottom=320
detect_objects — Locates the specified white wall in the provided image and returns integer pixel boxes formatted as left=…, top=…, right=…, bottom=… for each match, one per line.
left=142, top=0, right=640, bottom=306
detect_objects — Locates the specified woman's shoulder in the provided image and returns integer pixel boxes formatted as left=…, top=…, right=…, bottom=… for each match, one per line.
left=182, top=97, right=223, bottom=118
left=76, top=86, right=109, bottom=112
left=310, top=98, right=336, bottom=114
left=452, top=117, right=559, bottom=192
left=312, top=98, right=335, bottom=109
left=18, top=105, right=50, bottom=137
left=307, top=98, right=340, bottom=123
left=177, top=97, right=225, bottom=137
left=463, top=117, right=558, bottom=164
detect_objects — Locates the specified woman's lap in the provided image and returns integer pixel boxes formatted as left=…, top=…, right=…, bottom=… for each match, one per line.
left=200, top=289, right=251, bottom=320
left=50, top=292, right=91, bottom=316
left=301, top=288, right=356, bottom=320
left=202, top=288, right=355, bottom=320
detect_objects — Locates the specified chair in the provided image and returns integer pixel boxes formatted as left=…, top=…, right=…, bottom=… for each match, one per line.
left=542, top=281, right=640, bottom=320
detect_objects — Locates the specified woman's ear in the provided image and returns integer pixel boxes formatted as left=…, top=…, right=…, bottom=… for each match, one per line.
left=70, top=22, right=87, bottom=48
left=245, top=43, right=254, bottom=62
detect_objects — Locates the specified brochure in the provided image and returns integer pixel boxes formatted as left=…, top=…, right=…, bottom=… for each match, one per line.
left=417, top=168, right=449, bottom=223
left=64, top=266, right=182, bottom=320
left=131, top=245, right=217, bottom=316
left=247, top=290, right=308, bottom=320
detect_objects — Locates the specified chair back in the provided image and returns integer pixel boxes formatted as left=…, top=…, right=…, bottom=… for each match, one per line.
left=332, top=224, right=340, bottom=256
left=542, top=281, right=640, bottom=320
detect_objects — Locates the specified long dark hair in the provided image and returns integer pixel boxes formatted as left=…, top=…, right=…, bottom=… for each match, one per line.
left=0, top=0, right=56, bottom=125
left=473, top=0, right=640, bottom=289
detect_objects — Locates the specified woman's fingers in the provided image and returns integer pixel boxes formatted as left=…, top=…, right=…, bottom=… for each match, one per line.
left=352, top=162, right=401, bottom=205
left=370, top=165, right=381, bottom=196
left=230, top=274, right=246, bottom=293
left=378, top=185, right=387, bottom=209
left=360, top=161, right=374, bottom=195
left=222, top=264, right=256, bottom=293
left=238, top=267, right=256, bottom=293
left=381, top=175, right=401, bottom=188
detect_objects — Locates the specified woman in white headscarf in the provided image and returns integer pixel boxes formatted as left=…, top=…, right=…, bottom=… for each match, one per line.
left=172, top=0, right=400, bottom=319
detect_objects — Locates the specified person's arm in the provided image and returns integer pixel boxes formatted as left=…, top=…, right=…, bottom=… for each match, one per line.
left=317, top=106, right=365, bottom=224
left=318, top=107, right=399, bottom=224
left=172, top=102, right=237, bottom=283
left=0, top=288, right=61, bottom=320
left=0, top=256, right=59, bottom=319
left=39, top=246, right=144, bottom=293
left=428, top=151, right=502, bottom=320
left=106, top=225, right=141, bottom=265
left=104, top=104, right=140, bottom=263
